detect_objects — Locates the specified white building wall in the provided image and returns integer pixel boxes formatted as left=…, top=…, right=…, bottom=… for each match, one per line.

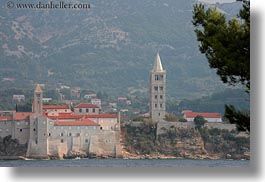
left=74, top=108, right=99, bottom=114
left=185, top=117, right=222, bottom=122
left=89, top=118, right=118, bottom=131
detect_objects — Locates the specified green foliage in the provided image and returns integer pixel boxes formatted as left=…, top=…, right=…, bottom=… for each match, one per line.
left=0, top=135, right=27, bottom=156
left=178, top=118, right=188, bottom=123
left=123, top=122, right=157, bottom=154
left=194, top=115, right=207, bottom=129
left=199, top=128, right=249, bottom=156
left=16, top=99, right=33, bottom=112
left=192, top=1, right=250, bottom=91
left=224, top=105, right=250, bottom=132
left=178, top=88, right=249, bottom=115
left=164, top=114, right=179, bottom=122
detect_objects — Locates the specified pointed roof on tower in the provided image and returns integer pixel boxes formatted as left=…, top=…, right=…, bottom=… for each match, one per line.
left=153, top=53, right=164, bottom=72
left=34, top=84, right=43, bottom=93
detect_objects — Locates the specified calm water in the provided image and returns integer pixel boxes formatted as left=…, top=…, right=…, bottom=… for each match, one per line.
left=0, top=159, right=250, bottom=167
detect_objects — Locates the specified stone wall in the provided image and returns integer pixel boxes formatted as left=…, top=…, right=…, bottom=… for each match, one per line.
left=27, top=115, right=48, bottom=159
left=204, top=123, right=237, bottom=131
left=156, top=121, right=194, bottom=135
left=89, top=130, right=121, bottom=158
left=0, top=120, right=30, bottom=145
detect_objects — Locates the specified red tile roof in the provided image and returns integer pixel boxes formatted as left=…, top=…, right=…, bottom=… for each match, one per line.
left=43, top=105, right=70, bottom=109
left=0, top=116, right=13, bottom=122
left=46, top=113, right=84, bottom=120
left=85, top=114, right=117, bottom=119
left=15, top=112, right=32, bottom=121
left=54, top=118, right=99, bottom=126
left=74, top=103, right=99, bottom=109
left=185, top=112, right=221, bottom=118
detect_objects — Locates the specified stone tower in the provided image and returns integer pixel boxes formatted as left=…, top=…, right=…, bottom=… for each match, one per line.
left=27, top=84, right=48, bottom=159
left=33, top=84, right=43, bottom=114
left=150, top=53, right=166, bottom=121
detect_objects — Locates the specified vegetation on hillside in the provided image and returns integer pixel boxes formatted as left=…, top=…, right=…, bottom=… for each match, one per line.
left=0, top=0, right=242, bottom=99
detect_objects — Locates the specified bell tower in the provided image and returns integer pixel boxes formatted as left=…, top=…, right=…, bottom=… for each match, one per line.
left=33, top=84, right=43, bottom=115
left=150, top=53, right=166, bottom=121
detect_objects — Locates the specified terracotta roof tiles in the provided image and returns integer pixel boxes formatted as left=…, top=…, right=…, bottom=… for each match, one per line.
left=54, top=118, right=99, bottom=126
left=185, top=112, right=221, bottom=118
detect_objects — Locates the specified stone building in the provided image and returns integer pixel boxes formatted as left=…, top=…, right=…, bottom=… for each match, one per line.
left=150, top=53, right=166, bottom=121
left=0, top=84, right=122, bottom=159
left=74, top=103, right=100, bottom=114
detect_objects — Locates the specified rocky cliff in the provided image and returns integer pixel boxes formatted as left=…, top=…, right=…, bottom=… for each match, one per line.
left=121, top=122, right=250, bottom=160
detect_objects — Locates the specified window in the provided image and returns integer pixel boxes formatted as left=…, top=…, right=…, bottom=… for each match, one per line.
left=76, top=133, right=80, bottom=137
left=92, top=108, right=95, bottom=113
left=65, top=110, right=67, bottom=112
left=61, top=139, right=64, bottom=143
left=60, top=133, right=63, bottom=137
left=33, top=128, right=36, bottom=132
left=160, top=95, right=163, bottom=99
left=155, top=95, right=157, bottom=99
left=48, top=133, right=51, bottom=136
left=160, top=104, right=163, bottom=108
left=68, top=133, right=72, bottom=136
left=155, top=104, right=157, bottom=108
left=17, top=122, right=20, bottom=126
left=85, top=139, right=88, bottom=143
left=159, top=113, right=161, bottom=116
left=155, top=75, right=163, bottom=81
left=20, top=129, right=23, bottom=132
left=86, top=108, right=89, bottom=113
left=79, top=108, right=82, bottom=113
left=154, top=86, right=158, bottom=91
left=160, top=86, right=164, bottom=91
left=85, top=133, right=88, bottom=137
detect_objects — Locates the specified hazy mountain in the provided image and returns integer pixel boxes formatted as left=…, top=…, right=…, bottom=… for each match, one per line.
left=0, top=0, right=242, bottom=99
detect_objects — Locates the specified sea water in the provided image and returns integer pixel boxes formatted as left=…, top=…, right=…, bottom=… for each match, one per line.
left=0, top=159, right=250, bottom=167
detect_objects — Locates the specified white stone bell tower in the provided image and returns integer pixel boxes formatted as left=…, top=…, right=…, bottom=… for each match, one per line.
left=150, top=53, right=166, bottom=121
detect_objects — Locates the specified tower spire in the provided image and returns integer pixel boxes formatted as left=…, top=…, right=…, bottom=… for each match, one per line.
left=33, top=84, right=43, bottom=114
left=35, top=84, right=43, bottom=93
left=153, top=53, right=164, bottom=72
